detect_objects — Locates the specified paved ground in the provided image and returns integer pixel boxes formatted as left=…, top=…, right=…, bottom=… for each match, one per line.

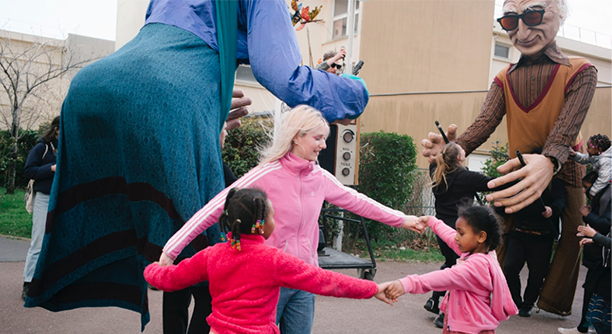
left=0, top=235, right=584, bottom=333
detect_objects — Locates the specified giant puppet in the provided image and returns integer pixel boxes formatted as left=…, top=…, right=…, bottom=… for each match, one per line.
left=421, top=0, right=597, bottom=316
left=24, top=0, right=369, bottom=329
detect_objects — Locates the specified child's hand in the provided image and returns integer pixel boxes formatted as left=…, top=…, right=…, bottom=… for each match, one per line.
left=384, top=280, right=405, bottom=302
left=159, top=252, right=175, bottom=267
left=418, top=216, right=431, bottom=228
left=374, top=282, right=395, bottom=305
left=569, top=148, right=577, bottom=157
left=579, top=205, right=590, bottom=217
left=577, top=224, right=596, bottom=238
left=580, top=238, right=594, bottom=246
left=402, top=215, right=424, bottom=233
left=542, top=206, right=552, bottom=218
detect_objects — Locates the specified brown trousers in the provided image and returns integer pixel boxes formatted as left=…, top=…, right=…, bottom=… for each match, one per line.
left=496, top=185, right=584, bottom=316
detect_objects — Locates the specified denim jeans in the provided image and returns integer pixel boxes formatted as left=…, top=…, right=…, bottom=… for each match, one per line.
left=276, top=287, right=315, bottom=334
left=23, top=192, right=49, bottom=282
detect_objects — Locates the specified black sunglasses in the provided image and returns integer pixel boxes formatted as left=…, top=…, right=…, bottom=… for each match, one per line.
left=497, top=9, right=545, bottom=31
left=330, top=63, right=342, bottom=69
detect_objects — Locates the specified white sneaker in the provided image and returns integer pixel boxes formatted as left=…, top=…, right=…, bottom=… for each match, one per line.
left=557, top=328, right=582, bottom=334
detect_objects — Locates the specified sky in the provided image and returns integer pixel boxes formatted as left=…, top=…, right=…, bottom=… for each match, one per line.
left=0, top=0, right=610, bottom=47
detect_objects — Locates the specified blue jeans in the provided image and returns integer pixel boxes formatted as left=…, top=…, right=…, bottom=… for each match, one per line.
left=276, top=287, right=315, bottom=334
left=23, top=192, right=49, bottom=282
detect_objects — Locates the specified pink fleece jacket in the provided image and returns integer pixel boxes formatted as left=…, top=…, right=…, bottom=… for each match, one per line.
left=145, top=234, right=377, bottom=334
left=399, top=217, right=517, bottom=334
left=163, top=152, right=405, bottom=266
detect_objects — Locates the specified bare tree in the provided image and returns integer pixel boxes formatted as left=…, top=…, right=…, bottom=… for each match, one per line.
left=0, top=31, right=101, bottom=194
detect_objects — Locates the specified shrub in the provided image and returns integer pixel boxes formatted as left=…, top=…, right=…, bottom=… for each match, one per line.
left=0, top=129, right=40, bottom=189
left=481, top=141, right=509, bottom=178
left=222, top=115, right=273, bottom=178
left=335, top=131, right=422, bottom=249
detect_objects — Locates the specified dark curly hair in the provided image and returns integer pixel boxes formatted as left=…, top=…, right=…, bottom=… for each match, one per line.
left=587, top=134, right=611, bottom=153
left=219, top=188, right=269, bottom=247
left=457, top=205, right=502, bottom=251
left=582, top=170, right=599, bottom=186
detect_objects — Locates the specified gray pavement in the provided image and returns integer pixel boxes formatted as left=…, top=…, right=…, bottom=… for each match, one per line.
left=0, top=235, right=583, bottom=333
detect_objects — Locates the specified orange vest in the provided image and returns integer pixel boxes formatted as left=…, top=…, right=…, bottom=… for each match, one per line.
left=494, top=57, right=593, bottom=159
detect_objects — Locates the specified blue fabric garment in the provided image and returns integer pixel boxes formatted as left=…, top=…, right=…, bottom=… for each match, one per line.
left=25, top=24, right=224, bottom=329
left=145, top=0, right=369, bottom=123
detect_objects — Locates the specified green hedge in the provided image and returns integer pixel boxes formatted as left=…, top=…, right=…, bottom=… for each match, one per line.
left=0, top=129, right=40, bottom=189
left=353, top=131, right=419, bottom=241
left=221, top=116, right=273, bottom=177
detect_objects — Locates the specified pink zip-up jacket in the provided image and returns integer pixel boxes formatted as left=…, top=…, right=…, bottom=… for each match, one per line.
left=146, top=234, right=377, bottom=334
left=399, top=217, right=517, bottom=334
left=163, top=152, right=405, bottom=266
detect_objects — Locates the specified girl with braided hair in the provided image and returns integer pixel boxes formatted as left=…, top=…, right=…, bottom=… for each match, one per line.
left=144, top=188, right=393, bottom=334
left=570, top=134, right=612, bottom=199
left=383, top=206, right=518, bottom=334
left=158, top=105, right=424, bottom=333
left=425, top=142, right=509, bottom=327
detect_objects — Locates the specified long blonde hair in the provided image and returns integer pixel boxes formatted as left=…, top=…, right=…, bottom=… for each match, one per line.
left=431, top=142, right=462, bottom=189
left=259, top=105, right=329, bottom=165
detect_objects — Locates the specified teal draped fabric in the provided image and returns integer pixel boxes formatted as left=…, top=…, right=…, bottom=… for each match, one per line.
left=215, top=0, right=238, bottom=131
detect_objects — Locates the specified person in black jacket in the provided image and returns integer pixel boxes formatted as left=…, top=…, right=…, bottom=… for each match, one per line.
left=21, top=116, right=59, bottom=301
left=504, top=175, right=566, bottom=317
left=577, top=224, right=611, bottom=334
left=559, top=173, right=611, bottom=334
left=425, top=142, right=504, bottom=328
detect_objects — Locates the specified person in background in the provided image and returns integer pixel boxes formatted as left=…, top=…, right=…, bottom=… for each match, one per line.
left=22, top=116, right=59, bottom=301
left=26, top=0, right=369, bottom=329
left=315, top=48, right=346, bottom=75
left=576, top=224, right=611, bottom=334
left=421, top=0, right=597, bottom=315
left=570, top=134, right=611, bottom=199
left=504, top=175, right=565, bottom=317
left=558, top=172, right=610, bottom=334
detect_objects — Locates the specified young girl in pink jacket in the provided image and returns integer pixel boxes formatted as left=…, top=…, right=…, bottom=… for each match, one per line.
left=158, top=105, right=423, bottom=333
left=384, top=206, right=518, bottom=334
left=145, top=188, right=393, bottom=334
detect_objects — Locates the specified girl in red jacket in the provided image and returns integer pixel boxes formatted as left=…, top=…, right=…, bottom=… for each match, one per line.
left=383, top=206, right=518, bottom=334
left=145, top=188, right=393, bottom=334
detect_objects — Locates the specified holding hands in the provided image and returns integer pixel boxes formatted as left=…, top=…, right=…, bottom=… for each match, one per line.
left=373, top=281, right=405, bottom=305
left=375, top=282, right=395, bottom=305
left=402, top=215, right=427, bottom=233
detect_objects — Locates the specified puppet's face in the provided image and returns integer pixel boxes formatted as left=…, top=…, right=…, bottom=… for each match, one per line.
left=501, top=0, right=560, bottom=58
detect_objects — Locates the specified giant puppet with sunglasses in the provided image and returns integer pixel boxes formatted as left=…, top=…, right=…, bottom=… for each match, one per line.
left=421, top=0, right=597, bottom=317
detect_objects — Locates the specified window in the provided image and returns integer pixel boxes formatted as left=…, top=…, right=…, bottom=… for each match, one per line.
left=332, top=0, right=360, bottom=40
left=235, top=65, right=258, bottom=84
left=494, top=43, right=510, bottom=59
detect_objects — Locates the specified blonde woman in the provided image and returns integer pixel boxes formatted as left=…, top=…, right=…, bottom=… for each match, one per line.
left=159, top=105, right=423, bottom=334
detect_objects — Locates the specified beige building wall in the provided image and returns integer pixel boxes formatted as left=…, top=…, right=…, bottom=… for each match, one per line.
left=0, top=30, right=113, bottom=130
left=358, top=0, right=611, bottom=169
left=113, top=0, right=610, bottom=168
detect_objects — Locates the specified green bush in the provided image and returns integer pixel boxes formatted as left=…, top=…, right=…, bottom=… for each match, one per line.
left=481, top=141, right=509, bottom=178
left=0, top=129, right=40, bottom=189
left=335, top=131, right=419, bottom=247
left=222, top=116, right=273, bottom=178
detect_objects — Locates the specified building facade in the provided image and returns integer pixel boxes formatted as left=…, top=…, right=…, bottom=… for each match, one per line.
left=114, top=0, right=611, bottom=169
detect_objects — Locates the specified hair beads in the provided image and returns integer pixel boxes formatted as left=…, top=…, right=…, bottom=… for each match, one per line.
left=218, top=188, right=269, bottom=252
